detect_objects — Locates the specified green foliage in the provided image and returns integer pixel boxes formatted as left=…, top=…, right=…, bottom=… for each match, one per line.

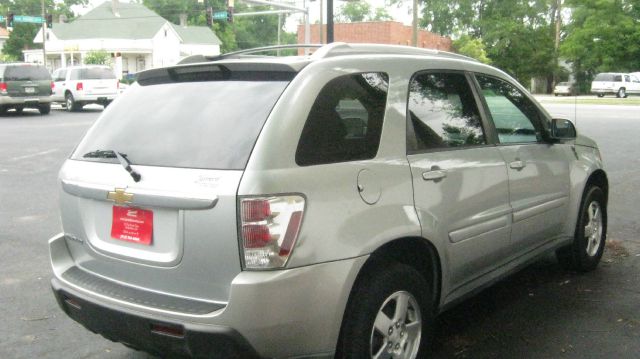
left=561, top=0, right=640, bottom=91
left=0, top=0, right=87, bottom=60
left=0, top=53, right=18, bottom=62
left=452, top=35, right=491, bottom=64
left=337, top=2, right=392, bottom=22
left=84, top=50, right=111, bottom=65
left=143, top=0, right=297, bottom=53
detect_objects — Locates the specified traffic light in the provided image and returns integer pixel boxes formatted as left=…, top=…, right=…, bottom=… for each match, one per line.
left=7, top=13, right=14, bottom=28
left=206, top=7, right=212, bottom=27
left=227, top=6, right=233, bottom=23
left=46, top=14, right=53, bottom=28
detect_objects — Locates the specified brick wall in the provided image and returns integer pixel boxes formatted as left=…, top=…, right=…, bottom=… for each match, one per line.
left=297, top=21, right=452, bottom=51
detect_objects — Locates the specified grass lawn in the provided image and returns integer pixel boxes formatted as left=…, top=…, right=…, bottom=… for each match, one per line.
left=536, top=96, right=640, bottom=106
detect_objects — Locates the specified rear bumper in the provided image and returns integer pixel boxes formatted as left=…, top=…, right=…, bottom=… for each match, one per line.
left=52, top=278, right=260, bottom=358
left=74, top=93, right=118, bottom=103
left=0, top=95, right=52, bottom=106
left=49, top=233, right=367, bottom=358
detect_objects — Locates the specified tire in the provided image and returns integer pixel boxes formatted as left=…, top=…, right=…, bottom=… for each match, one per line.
left=556, top=186, right=607, bottom=272
left=597, top=94, right=605, bottom=98
left=38, top=103, right=51, bottom=115
left=65, top=93, right=80, bottom=112
left=337, top=261, right=433, bottom=359
left=14, top=106, right=24, bottom=114
left=0, top=106, right=7, bottom=116
left=616, top=88, right=627, bottom=98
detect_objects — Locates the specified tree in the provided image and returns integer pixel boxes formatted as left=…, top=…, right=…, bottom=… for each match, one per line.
left=0, top=0, right=88, bottom=59
left=561, top=0, right=640, bottom=92
left=143, top=0, right=296, bottom=52
left=84, top=50, right=111, bottom=65
left=452, top=35, right=491, bottom=64
left=337, top=2, right=393, bottom=22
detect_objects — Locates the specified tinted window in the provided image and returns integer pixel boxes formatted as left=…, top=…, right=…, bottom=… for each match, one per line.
left=296, top=73, right=388, bottom=166
left=70, top=68, right=116, bottom=80
left=476, top=75, right=542, bottom=144
left=624, top=75, right=630, bottom=82
left=53, top=69, right=66, bottom=82
left=614, top=75, right=622, bottom=82
left=407, top=72, right=485, bottom=152
left=72, top=76, right=291, bottom=170
left=594, top=73, right=614, bottom=81
left=4, top=65, right=50, bottom=81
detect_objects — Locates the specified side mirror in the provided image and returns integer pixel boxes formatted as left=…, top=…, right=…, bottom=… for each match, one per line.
left=550, top=118, right=577, bottom=140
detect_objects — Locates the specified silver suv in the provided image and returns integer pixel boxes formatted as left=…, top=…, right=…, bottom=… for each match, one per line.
left=49, top=43, right=608, bottom=359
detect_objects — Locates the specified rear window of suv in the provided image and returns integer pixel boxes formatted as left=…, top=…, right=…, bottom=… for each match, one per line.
left=3, top=65, right=50, bottom=81
left=70, top=68, right=116, bottom=80
left=72, top=69, right=293, bottom=170
left=594, top=73, right=615, bottom=81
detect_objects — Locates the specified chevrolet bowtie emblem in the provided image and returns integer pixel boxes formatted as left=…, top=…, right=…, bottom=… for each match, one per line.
left=107, top=188, right=133, bottom=205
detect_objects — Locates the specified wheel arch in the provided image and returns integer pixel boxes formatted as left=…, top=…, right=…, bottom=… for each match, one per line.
left=350, top=237, right=442, bottom=315
left=585, top=169, right=609, bottom=205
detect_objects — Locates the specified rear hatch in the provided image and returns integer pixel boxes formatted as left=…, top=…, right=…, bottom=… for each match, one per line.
left=3, top=64, right=51, bottom=97
left=59, top=63, right=295, bottom=304
left=591, top=73, right=619, bottom=92
left=72, top=67, right=118, bottom=95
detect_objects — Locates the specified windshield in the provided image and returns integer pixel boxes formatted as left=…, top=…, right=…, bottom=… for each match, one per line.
left=72, top=76, right=291, bottom=170
left=3, top=65, right=50, bottom=81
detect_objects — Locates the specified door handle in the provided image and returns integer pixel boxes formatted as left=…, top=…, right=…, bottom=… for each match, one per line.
left=509, top=160, right=526, bottom=170
left=422, top=170, right=447, bottom=181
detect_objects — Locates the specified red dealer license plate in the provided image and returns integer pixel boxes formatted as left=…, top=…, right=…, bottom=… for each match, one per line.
left=111, top=206, right=153, bottom=245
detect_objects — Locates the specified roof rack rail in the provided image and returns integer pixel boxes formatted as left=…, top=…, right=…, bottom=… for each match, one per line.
left=176, top=43, right=477, bottom=65
left=312, top=42, right=477, bottom=62
left=177, top=44, right=323, bottom=64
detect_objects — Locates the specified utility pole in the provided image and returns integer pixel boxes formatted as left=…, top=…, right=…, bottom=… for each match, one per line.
left=326, top=0, right=333, bottom=43
left=41, top=0, right=46, bottom=67
left=411, top=0, right=418, bottom=46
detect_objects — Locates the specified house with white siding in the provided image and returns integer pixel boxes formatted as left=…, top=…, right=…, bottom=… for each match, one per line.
left=23, top=1, right=221, bottom=78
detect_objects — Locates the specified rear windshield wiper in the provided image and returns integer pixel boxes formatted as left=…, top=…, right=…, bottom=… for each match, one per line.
left=82, top=150, right=141, bottom=182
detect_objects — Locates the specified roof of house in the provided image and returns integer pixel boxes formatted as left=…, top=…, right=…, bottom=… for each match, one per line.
left=50, top=1, right=220, bottom=45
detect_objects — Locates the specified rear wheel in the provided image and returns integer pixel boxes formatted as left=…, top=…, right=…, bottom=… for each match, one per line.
left=0, top=105, right=7, bottom=116
left=557, top=186, right=607, bottom=272
left=66, top=93, right=81, bottom=112
left=38, top=103, right=51, bottom=115
left=14, top=106, right=24, bottom=114
left=337, top=261, right=433, bottom=359
left=597, top=94, right=605, bottom=98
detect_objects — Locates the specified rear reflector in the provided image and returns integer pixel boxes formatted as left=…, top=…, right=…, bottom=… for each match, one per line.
left=239, top=195, right=305, bottom=269
left=150, top=323, right=185, bottom=338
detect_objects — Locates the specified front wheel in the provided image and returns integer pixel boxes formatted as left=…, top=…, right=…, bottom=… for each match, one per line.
left=617, top=88, right=627, bottom=98
left=337, top=261, right=433, bottom=359
left=557, top=186, right=607, bottom=272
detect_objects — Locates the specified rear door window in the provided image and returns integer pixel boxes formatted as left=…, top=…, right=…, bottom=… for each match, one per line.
left=296, top=73, right=389, bottom=166
left=72, top=71, right=293, bottom=170
left=407, top=72, right=486, bottom=152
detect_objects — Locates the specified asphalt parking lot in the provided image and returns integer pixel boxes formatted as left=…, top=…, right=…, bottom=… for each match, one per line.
left=1, top=101, right=639, bottom=358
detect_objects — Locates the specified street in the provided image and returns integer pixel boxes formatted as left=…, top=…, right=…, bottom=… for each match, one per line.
left=1, top=102, right=639, bottom=358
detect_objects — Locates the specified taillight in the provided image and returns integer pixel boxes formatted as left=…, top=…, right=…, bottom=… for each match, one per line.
left=0, top=82, right=7, bottom=94
left=76, top=82, right=83, bottom=91
left=239, top=195, right=305, bottom=269
left=50, top=81, right=54, bottom=90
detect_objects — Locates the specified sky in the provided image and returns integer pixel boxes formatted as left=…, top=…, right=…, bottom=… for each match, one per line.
left=74, top=0, right=415, bottom=32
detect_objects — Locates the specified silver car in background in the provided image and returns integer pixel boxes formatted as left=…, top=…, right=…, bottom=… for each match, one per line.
left=49, top=43, right=608, bottom=359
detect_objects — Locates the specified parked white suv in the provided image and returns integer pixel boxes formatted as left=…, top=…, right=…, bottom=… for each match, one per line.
left=590, top=72, right=640, bottom=98
left=49, top=43, right=608, bottom=359
left=51, top=65, right=119, bottom=111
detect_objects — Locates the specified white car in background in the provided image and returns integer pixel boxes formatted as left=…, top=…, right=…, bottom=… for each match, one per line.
left=590, top=72, right=640, bottom=98
left=51, top=65, right=119, bottom=111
